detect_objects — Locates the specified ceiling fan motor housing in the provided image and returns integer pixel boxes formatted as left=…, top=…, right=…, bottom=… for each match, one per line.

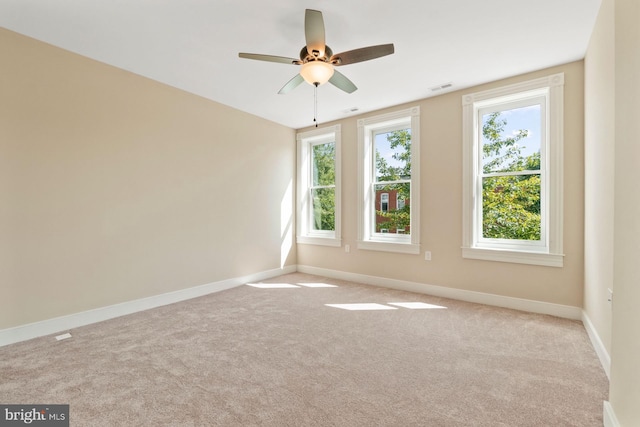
left=299, top=45, right=334, bottom=64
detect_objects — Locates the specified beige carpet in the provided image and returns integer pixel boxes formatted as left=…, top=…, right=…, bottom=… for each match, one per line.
left=0, top=273, right=608, bottom=426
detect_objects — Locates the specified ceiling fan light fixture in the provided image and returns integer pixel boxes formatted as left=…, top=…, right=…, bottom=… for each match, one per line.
left=239, top=9, right=393, bottom=96
left=300, top=61, right=334, bottom=86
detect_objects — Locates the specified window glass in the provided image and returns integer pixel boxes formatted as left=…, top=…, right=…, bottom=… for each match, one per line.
left=312, top=143, right=335, bottom=186
left=373, top=129, right=411, bottom=236
left=375, top=129, right=412, bottom=180
left=481, top=105, right=541, bottom=173
left=311, top=187, right=335, bottom=231
left=310, top=142, right=336, bottom=231
left=480, top=103, right=542, bottom=242
left=296, top=125, right=341, bottom=247
left=482, top=175, right=541, bottom=240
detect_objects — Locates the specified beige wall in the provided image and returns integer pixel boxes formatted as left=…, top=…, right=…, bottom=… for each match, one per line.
left=584, top=0, right=615, bottom=357
left=0, top=28, right=296, bottom=329
left=584, top=0, right=640, bottom=423
left=609, top=0, right=640, bottom=423
left=298, top=61, right=585, bottom=307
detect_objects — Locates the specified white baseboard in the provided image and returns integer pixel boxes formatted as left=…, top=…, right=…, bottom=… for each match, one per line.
left=603, top=401, right=620, bottom=427
left=296, top=265, right=582, bottom=320
left=582, top=311, right=611, bottom=379
left=0, top=265, right=296, bottom=347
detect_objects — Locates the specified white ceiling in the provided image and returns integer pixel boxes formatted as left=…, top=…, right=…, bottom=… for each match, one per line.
left=0, top=0, right=601, bottom=129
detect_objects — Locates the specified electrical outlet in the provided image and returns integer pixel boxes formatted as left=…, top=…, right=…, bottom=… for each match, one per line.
left=607, top=288, right=613, bottom=305
left=424, top=251, right=432, bottom=261
left=345, top=244, right=350, bottom=253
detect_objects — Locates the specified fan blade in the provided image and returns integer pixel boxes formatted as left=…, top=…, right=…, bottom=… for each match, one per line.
left=329, top=70, right=357, bottom=94
left=305, top=9, right=326, bottom=58
left=239, top=53, right=299, bottom=65
left=278, top=74, right=305, bottom=94
left=330, top=44, right=395, bottom=66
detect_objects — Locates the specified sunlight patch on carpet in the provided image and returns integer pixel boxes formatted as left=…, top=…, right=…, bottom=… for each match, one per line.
left=388, top=302, right=447, bottom=309
left=325, top=303, right=398, bottom=311
left=246, top=283, right=300, bottom=289
left=297, top=283, right=338, bottom=288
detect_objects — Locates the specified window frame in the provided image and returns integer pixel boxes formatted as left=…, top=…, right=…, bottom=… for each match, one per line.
left=357, top=107, right=421, bottom=254
left=296, top=125, right=341, bottom=247
left=462, top=73, right=564, bottom=267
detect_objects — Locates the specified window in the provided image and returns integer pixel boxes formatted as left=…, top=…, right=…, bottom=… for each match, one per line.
left=380, top=193, right=389, bottom=213
left=462, top=73, right=564, bottom=267
left=297, top=125, right=341, bottom=246
left=357, top=107, right=420, bottom=254
left=397, top=197, right=405, bottom=210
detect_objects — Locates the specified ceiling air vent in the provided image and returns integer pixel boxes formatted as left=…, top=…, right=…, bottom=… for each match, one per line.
left=430, top=82, right=453, bottom=92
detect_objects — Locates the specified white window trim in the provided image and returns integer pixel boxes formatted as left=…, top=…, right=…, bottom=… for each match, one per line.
left=357, top=107, right=421, bottom=254
left=296, top=125, right=341, bottom=247
left=462, top=73, right=564, bottom=267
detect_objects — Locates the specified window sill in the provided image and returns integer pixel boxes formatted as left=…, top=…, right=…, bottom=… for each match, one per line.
left=358, top=240, right=420, bottom=254
left=462, top=247, right=564, bottom=267
left=297, top=236, right=341, bottom=247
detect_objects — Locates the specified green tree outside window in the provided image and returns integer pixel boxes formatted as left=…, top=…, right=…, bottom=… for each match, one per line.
left=481, top=110, right=541, bottom=241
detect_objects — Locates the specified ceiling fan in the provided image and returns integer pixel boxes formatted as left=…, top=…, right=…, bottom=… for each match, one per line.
left=239, top=9, right=394, bottom=94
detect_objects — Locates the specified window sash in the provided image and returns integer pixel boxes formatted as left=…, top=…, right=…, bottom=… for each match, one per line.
left=477, top=173, right=544, bottom=247
left=370, top=125, right=412, bottom=238
left=371, top=182, right=411, bottom=236
left=473, top=92, right=547, bottom=249
left=309, top=187, right=335, bottom=232
left=482, top=170, right=540, bottom=178
left=477, top=97, right=546, bottom=175
left=310, top=141, right=335, bottom=187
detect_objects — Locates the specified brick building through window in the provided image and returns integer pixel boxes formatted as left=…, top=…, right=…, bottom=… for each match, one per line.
left=374, top=189, right=410, bottom=234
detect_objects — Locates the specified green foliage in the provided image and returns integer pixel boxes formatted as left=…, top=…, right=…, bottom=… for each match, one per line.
left=312, top=188, right=335, bottom=231
left=387, top=129, right=412, bottom=177
left=482, top=112, right=531, bottom=173
left=481, top=112, right=541, bottom=241
left=376, top=204, right=410, bottom=233
left=312, top=143, right=335, bottom=186
left=483, top=176, right=541, bottom=240
left=311, top=143, right=336, bottom=231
